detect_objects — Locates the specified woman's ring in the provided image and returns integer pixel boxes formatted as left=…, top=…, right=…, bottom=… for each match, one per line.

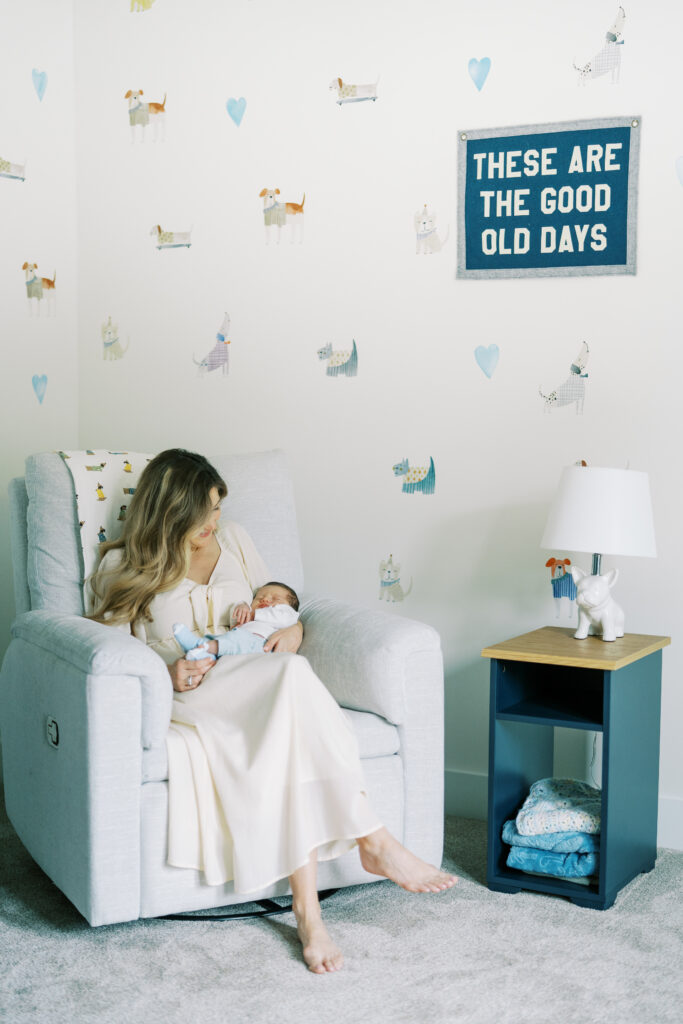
left=187, top=676, right=193, bottom=687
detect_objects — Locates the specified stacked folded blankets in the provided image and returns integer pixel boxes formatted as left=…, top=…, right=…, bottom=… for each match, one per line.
left=503, top=778, right=601, bottom=882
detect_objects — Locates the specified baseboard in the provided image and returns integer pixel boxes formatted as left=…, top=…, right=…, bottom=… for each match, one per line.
left=445, top=769, right=683, bottom=851
left=444, top=768, right=488, bottom=821
left=657, top=794, right=683, bottom=851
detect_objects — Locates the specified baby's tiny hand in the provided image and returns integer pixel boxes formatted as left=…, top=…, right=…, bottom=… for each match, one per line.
left=230, top=603, right=252, bottom=628
left=206, top=639, right=219, bottom=655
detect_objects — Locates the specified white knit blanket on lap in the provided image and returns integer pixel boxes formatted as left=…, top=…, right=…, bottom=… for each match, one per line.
left=60, top=449, right=150, bottom=606
left=515, top=778, right=602, bottom=836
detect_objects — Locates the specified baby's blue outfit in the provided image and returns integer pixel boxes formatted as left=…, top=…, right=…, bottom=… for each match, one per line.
left=172, top=621, right=271, bottom=659
left=213, top=630, right=265, bottom=655
left=173, top=623, right=216, bottom=661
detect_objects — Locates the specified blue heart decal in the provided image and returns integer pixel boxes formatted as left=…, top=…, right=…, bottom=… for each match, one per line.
left=32, top=374, right=48, bottom=403
left=32, top=68, right=48, bottom=102
left=475, top=344, right=499, bottom=379
left=676, top=156, right=683, bottom=187
left=226, top=97, right=247, bottom=126
left=468, top=57, right=491, bottom=91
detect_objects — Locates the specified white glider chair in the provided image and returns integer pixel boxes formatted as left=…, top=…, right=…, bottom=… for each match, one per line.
left=0, top=450, right=444, bottom=926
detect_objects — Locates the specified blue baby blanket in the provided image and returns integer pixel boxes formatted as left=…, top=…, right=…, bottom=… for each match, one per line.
left=502, top=820, right=600, bottom=854
left=516, top=778, right=601, bottom=836
left=506, top=846, right=598, bottom=880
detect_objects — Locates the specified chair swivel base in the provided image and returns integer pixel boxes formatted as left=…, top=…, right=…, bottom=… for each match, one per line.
left=161, top=888, right=339, bottom=921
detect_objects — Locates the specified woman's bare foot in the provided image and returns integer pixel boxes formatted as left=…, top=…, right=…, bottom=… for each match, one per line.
left=293, top=906, right=344, bottom=974
left=358, top=827, right=458, bottom=893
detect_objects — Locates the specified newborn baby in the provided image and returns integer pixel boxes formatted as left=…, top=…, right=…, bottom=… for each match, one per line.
left=174, top=581, right=300, bottom=658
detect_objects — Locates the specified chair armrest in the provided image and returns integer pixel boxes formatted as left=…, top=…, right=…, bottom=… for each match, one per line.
left=299, top=596, right=445, bottom=865
left=299, top=596, right=441, bottom=726
left=10, top=610, right=173, bottom=749
left=0, top=610, right=174, bottom=925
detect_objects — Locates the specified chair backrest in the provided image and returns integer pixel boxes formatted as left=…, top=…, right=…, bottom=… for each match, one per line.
left=10, top=449, right=304, bottom=617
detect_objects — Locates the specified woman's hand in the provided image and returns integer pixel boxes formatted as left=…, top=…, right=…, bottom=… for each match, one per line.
left=169, top=656, right=214, bottom=693
left=263, top=620, right=303, bottom=654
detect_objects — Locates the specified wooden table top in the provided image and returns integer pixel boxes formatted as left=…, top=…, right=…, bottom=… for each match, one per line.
left=481, top=626, right=671, bottom=671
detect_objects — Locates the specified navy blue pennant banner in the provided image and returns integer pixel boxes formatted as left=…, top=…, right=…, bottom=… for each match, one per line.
left=457, top=116, right=640, bottom=279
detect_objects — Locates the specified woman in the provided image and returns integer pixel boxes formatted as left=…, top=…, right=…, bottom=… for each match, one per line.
left=90, top=449, right=456, bottom=974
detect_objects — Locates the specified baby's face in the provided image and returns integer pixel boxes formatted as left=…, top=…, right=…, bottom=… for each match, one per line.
left=251, top=585, right=291, bottom=611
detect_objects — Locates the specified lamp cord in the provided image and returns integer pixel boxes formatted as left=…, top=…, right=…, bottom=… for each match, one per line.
left=589, top=732, right=601, bottom=789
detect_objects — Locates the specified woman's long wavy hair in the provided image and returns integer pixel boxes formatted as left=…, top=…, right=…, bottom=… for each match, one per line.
left=89, top=449, right=227, bottom=627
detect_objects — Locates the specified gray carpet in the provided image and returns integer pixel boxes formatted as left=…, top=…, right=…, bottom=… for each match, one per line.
left=1, top=800, right=682, bottom=1024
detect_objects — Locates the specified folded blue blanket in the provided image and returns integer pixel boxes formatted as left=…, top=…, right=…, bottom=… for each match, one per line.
left=506, top=845, right=598, bottom=880
left=502, top=819, right=600, bottom=854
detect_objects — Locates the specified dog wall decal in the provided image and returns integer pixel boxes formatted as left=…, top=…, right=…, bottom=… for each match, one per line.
left=125, top=89, right=166, bottom=141
left=379, top=555, right=413, bottom=602
left=0, top=155, right=26, bottom=181
left=574, top=6, right=626, bottom=84
left=392, top=457, right=436, bottom=495
left=22, top=262, right=56, bottom=316
left=259, top=188, right=305, bottom=244
left=194, top=312, right=231, bottom=375
left=415, top=205, right=450, bottom=254
left=317, top=339, right=358, bottom=377
left=150, top=224, right=192, bottom=249
left=539, top=342, right=589, bottom=414
left=102, top=316, right=129, bottom=360
left=545, top=557, right=577, bottom=619
left=329, top=76, right=380, bottom=105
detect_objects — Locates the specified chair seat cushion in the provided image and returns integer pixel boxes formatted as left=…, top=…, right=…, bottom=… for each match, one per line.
left=343, top=708, right=400, bottom=758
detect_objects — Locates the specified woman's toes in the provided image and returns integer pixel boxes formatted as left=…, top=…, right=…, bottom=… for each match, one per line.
left=305, top=949, right=343, bottom=974
left=298, top=918, right=344, bottom=974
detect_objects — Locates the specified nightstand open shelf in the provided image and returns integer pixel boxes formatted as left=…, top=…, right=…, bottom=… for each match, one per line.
left=495, top=660, right=604, bottom=730
left=482, top=627, right=670, bottom=910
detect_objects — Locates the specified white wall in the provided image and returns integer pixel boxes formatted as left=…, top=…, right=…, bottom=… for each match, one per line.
left=0, top=4, right=79, bottom=655
left=4, top=0, right=683, bottom=845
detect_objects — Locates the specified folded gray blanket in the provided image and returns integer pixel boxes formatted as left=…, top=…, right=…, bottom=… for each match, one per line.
left=516, top=778, right=601, bottom=836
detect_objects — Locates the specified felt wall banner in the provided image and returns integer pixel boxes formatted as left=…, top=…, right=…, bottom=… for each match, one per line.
left=457, top=116, right=640, bottom=280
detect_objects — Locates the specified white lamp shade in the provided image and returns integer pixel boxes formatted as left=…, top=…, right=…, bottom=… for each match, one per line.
left=541, top=466, right=657, bottom=558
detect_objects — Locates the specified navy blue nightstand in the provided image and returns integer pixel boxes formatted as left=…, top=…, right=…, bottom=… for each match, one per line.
left=482, top=627, right=670, bottom=910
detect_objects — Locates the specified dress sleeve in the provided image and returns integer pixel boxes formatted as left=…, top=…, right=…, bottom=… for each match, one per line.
left=219, top=521, right=270, bottom=591
left=86, top=547, right=121, bottom=617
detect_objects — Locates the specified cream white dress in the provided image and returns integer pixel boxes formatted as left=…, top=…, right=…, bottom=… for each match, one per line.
left=101, top=522, right=381, bottom=893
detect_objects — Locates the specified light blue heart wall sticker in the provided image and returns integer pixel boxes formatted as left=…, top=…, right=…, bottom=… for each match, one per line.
left=226, top=97, right=246, bottom=126
left=468, top=58, right=491, bottom=91
left=32, top=69, right=48, bottom=101
left=32, top=374, right=48, bottom=403
left=475, top=344, right=499, bottom=378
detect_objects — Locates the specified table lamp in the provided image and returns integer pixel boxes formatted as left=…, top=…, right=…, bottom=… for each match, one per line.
left=541, top=465, right=656, bottom=641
